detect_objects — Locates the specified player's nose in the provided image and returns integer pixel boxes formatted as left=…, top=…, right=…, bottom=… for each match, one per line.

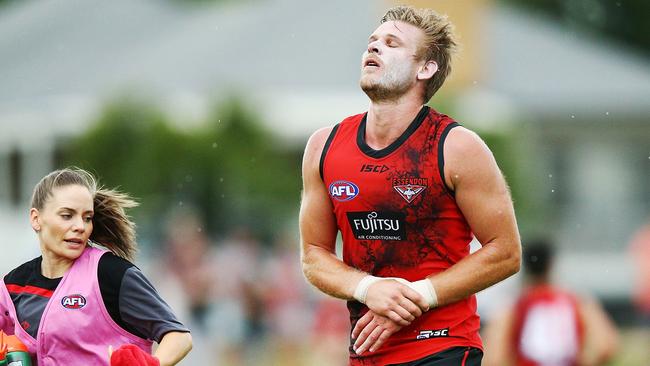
left=367, top=40, right=380, bottom=54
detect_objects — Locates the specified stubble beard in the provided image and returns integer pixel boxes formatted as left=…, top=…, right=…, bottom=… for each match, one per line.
left=360, top=62, right=415, bottom=103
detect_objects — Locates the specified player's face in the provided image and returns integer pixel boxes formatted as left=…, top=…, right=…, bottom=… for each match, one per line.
left=360, top=21, right=425, bottom=101
left=31, top=184, right=94, bottom=262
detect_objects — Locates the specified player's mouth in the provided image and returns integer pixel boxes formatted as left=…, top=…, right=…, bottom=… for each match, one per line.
left=363, top=57, right=381, bottom=69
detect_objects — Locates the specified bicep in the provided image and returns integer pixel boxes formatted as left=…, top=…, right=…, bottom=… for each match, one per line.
left=444, top=128, right=519, bottom=247
left=299, top=128, right=338, bottom=257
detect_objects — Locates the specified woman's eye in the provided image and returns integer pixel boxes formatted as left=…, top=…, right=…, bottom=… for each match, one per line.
left=84, top=217, right=93, bottom=223
left=61, top=214, right=71, bottom=219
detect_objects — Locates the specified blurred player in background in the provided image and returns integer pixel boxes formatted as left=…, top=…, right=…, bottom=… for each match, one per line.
left=300, top=5, right=521, bottom=365
left=0, top=168, right=192, bottom=366
left=482, top=239, right=618, bottom=366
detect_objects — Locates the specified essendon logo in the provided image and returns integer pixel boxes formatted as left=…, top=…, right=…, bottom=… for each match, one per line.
left=394, top=185, right=426, bottom=203
left=329, top=180, right=359, bottom=202
left=346, top=211, right=406, bottom=241
left=393, top=177, right=427, bottom=203
left=61, top=294, right=86, bottom=309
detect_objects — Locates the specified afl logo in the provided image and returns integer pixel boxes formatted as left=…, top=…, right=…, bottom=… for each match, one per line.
left=329, top=180, right=359, bottom=202
left=61, top=294, right=86, bottom=309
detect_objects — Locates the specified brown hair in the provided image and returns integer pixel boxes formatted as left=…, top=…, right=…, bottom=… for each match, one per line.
left=381, top=5, right=458, bottom=102
left=30, top=167, right=138, bottom=262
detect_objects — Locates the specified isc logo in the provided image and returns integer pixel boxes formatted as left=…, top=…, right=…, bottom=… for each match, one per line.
left=360, top=164, right=389, bottom=173
left=329, top=180, right=359, bottom=202
left=61, top=294, right=87, bottom=309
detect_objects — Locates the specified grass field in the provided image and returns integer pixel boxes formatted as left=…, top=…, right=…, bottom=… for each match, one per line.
left=610, top=327, right=650, bottom=365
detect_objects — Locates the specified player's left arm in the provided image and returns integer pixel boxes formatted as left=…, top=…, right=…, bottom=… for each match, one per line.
left=428, top=126, right=521, bottom=306
left=109, top=331, right=191, bottom=366
left=153, top=331, right=193, bottom=366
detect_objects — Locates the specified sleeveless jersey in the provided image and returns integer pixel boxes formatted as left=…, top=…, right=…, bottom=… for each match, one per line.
left=0, top=246, right=152, bottom=365
left=512, top=284, right=583, bottom=366
left=320, top=106, right=482, bottom=365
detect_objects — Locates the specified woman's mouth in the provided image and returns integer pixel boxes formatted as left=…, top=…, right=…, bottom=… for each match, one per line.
left=64, top=238, right=84, bottom=245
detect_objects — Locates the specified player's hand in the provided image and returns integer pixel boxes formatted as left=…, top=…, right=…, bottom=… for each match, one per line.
left=352, top=310, right=402, bottom=355
left=364, top=279, right=428, bottom=325
left=110, top=344, right=160, bottom=366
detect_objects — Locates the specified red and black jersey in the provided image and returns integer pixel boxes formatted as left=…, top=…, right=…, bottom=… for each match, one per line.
left=320, top=106, right=482, bottom=365
left=512, top=284, right=584, bottom=366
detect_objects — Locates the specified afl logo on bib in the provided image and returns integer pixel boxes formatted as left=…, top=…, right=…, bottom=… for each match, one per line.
left=62, top=294, right=87, bottom=309
left=329, top=180, right=359, bottom=202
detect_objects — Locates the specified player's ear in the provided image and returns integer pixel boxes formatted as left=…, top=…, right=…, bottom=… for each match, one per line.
left=417, top=60, right=438, bottom=81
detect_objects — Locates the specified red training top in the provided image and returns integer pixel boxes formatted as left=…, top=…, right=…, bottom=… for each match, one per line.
left=512, top=284, right=584, bottom=366
left=320, top=106, right=482, bottom=365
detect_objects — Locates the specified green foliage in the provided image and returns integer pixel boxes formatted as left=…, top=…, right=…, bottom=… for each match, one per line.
left=499, top=0, right=650, bottom=56
left=479, top=131, right=529, bottom=221
left=59, top=96, right=301, bottom=243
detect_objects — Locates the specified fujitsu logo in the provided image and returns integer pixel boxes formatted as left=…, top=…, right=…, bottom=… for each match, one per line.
left=352, top=212, right=400, bottom=233
left=346, top=211, right=406, bottom=241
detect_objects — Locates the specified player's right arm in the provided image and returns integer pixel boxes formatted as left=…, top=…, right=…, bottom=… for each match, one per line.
left=577, top=295, right=619, bottom=366
left=300, top=127, right=427, bottom=326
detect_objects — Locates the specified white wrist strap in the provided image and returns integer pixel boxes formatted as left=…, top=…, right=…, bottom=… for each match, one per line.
left=353, top=275, right=382, bottom=303
left=409, top=279, right=438, bottom=308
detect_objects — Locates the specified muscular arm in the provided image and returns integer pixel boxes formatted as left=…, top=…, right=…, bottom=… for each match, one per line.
left=429, top=127, right=521, bottom=306
left=299, top=127, right=367, bottom=299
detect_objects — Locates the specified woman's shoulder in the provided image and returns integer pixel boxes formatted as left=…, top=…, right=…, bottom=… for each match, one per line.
left=97, top=252, right=138, bottom=283
left=98, top=251, right=135, bottom=268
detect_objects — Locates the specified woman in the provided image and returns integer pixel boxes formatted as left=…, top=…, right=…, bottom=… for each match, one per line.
left=0, top=168, right=192, bottom=365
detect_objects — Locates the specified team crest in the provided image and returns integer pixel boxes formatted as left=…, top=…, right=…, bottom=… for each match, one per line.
left=61, top=294, right=86, bottom=309
left=393, top=177, right=428, bottom=203
left=394, top=185, right=426, bottom=203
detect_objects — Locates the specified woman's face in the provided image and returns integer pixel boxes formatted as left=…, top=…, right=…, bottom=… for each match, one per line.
left=31, top=184, right=94, bottom=262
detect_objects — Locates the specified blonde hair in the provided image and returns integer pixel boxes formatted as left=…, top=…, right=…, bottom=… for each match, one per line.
left=30, top=167, right=138, bottom=262
left=381, top=5, right=458, bottom=102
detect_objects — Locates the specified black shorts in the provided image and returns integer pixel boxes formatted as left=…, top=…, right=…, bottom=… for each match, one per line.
left=388, top=347, right=483, bottom=366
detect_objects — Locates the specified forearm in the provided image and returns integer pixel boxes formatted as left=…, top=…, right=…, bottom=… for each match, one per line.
left=154, top=331, right=192, bottom=366
left=429, top=240, right=520, bottom=306
left=302, top=244, right=366, bottom=300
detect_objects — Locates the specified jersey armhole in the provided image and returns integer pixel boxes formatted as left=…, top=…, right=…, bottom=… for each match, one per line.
left=438, top=122, right=460, bottom=196
left=319, top=124, right=340, bottom=181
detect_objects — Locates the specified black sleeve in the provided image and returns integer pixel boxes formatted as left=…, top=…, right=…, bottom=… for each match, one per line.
left=98, top=253, right=189, bottom=342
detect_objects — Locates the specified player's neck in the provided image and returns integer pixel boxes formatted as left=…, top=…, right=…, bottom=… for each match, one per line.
left=365, top=97, right=424, bottom=150
left=40, top=248, right=74, bottom=279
